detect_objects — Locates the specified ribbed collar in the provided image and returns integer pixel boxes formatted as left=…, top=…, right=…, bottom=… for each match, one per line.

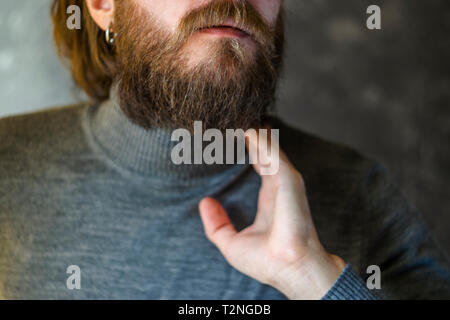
left=83, top=84, right=250, bottom=185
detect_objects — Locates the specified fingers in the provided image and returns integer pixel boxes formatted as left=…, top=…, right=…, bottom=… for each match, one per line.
left=245, top=127, right=308, bottom=229
left=245, top=129, right=264, bottom=175
left=245, top=127, right=291, bottom=177
left=199, top=197, right=237, bottom=254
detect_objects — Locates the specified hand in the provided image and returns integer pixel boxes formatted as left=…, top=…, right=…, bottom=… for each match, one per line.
left=199, top=129, right=346, bottom=299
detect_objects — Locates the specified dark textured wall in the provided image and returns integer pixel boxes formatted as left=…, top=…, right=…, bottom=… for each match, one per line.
left=0, top=1, right=449, bottom=254
left=277, top=0, right=450, bottom=255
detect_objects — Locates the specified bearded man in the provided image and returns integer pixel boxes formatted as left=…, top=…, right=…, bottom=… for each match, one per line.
left=0, top=0, right=449, bottom=300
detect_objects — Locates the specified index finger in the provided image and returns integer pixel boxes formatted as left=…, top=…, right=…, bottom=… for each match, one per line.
left=245, top=127, right=284, bottom=176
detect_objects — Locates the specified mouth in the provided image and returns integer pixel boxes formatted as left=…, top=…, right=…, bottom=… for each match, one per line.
left=197, top=23, right=250, bottom=38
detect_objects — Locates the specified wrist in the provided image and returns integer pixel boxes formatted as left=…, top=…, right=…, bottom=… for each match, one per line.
left=270, top=250, right=346, bottom=300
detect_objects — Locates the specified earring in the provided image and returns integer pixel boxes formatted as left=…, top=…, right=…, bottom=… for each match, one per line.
left=105, top=24, right=115, bottom=45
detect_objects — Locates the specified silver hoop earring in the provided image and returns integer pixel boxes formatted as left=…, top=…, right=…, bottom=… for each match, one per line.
left=105, top=25, right=115, bottom=46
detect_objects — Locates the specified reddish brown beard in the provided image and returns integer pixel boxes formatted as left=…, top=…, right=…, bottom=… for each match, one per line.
left=114, top=0, right=284, bottom=131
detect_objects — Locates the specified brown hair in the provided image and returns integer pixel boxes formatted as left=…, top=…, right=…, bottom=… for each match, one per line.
left=51, top=0, right=116, bottom=102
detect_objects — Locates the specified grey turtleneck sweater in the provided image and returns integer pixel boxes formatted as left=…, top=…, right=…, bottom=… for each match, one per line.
left=0, top=89, right=449, bottom=300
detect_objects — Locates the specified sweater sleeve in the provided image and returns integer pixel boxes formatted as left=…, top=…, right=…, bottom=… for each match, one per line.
left=357, top=163, right=450, bottom=299
left=322, top=264, right=377, bottom=300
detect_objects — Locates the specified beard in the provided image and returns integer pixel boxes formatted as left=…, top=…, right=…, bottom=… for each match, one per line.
left=113, top=0, right=284, bottom=131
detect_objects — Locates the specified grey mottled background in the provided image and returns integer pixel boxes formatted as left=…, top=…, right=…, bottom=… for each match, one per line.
left=0, top=1, right=449, bottom=255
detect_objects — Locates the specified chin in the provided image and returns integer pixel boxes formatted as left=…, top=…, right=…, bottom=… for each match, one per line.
left=182, top=38, right=257, bottom=76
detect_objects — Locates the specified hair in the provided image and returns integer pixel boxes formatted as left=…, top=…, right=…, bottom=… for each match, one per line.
left=51, top=0, right=117, bottom=102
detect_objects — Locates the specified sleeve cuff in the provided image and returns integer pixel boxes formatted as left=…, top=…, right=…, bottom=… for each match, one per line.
left=321, top=264, right=378, bottom=300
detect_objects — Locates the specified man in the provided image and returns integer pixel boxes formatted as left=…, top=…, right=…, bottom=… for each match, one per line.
left=0, top=0, right=448, bottom=299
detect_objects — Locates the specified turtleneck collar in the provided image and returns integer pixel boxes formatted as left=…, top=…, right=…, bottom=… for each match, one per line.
left=83, top=83, right=250, bottom=185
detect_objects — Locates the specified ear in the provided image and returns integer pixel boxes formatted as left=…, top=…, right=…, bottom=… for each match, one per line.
left=85, top=0, right=115, bottom=31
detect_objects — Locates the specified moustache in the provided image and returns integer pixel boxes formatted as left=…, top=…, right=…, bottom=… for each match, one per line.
left=175, top=0, right=276, bottom=49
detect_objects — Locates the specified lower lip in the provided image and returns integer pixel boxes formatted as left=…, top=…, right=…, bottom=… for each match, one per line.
left=198, top=27, right=249, bottom=39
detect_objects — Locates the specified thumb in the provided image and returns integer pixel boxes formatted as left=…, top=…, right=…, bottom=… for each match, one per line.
left=199, top=198, right=237, bottom=254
